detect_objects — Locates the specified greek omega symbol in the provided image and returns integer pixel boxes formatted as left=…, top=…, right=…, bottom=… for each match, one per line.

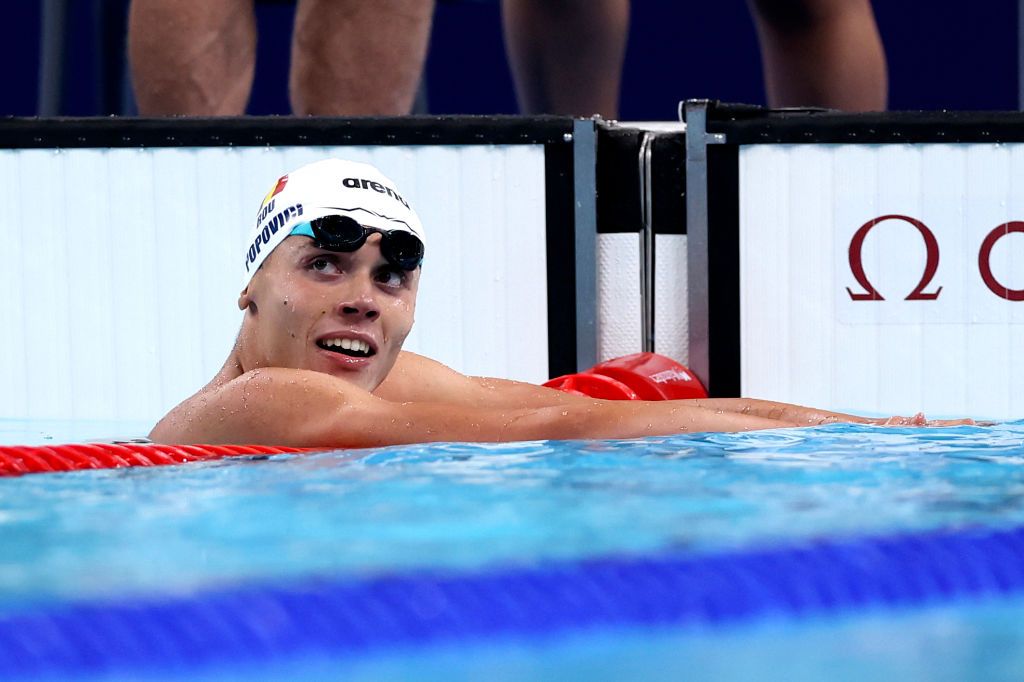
left=978, top=221, right=1024, bottom=301
left=846, top=214, right=1023, bottom=302
left=846, top=214, right=941, bottom=301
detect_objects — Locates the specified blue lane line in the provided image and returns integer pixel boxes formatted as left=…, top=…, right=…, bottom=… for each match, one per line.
left=2, top=525, right=1024, bottom=678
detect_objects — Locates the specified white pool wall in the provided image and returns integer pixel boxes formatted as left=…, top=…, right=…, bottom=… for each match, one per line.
left=0, top=144, right=551, bottom=423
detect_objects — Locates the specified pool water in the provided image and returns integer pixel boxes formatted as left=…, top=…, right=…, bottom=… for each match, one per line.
left=149, top=598, right=1024, bottom=682
left=1, top=420, right=1024, bottom=680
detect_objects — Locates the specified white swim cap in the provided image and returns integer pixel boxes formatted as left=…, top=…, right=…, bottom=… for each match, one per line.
left=242, top=158, right=425, bottom=287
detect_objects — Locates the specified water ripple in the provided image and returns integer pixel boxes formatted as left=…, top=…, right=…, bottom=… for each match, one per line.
left=1, top=421, right=1024, bottom=607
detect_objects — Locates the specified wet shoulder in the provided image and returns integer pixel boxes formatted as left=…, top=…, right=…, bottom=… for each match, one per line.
left=150, top=368, right=353, bottom=443
left=374, top=351, right=472, bottom=402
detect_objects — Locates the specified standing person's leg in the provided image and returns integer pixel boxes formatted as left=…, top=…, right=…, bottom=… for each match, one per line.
left=290, top=0, right=436, bottom=115
left=128, top=0, right=257, bottom=115
left=748, top=0, right=887, bottom=111
left=501, top=0, right=630, bottom=117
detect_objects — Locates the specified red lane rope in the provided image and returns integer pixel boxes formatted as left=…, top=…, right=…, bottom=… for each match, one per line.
left=0, top=443, right=312, bottom=477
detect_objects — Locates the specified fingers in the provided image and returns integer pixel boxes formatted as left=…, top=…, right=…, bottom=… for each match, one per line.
left=880, top=412, right=925, bottom=426
left=877, top=414, right=978, bottom=427
left=924, top=418, right=977, bottom=427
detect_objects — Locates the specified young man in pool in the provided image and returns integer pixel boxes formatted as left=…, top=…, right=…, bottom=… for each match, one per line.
left=150, top=159, right=950, bottom=446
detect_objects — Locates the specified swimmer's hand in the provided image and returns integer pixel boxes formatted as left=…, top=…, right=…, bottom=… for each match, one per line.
left=872, top=413, right=977, bottom=427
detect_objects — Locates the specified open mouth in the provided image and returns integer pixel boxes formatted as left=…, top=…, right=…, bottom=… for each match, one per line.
left=316, top=337, right=376, bottom=358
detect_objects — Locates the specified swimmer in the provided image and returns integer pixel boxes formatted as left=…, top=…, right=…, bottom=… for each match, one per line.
left=150, top=159, right=964, bottom=446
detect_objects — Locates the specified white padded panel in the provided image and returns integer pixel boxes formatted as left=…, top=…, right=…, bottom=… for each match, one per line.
left=597, top=233, right=641, bottom=361
left=740, top=143, right=1024, bottom=420
left=596, top=233, right=689, bottom=366
left=0, top=145, right=547, bottom=423
left=655, top=234, right=689, bottom=365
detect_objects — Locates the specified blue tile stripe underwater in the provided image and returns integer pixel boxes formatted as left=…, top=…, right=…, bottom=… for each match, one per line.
left=1, top=524, right=1023, bottom=678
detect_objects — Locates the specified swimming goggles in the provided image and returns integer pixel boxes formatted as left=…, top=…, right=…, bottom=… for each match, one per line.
left=290, top=215, right=424, bottom=270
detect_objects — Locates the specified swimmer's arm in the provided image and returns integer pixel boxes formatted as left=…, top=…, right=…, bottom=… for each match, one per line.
left=321, top=394, right=798, bottom=446
left=376, top=351, right=587, bottom=408
left=154, top=368, right=798, bottom=446
left=378, top=354, right=882, bottom=425
left=378, top=353, right=880, bottom=423
left=684, top=398, right=875, bottom=426
left=372, top=354, right=974, bottom=428
left=689, top=399, right=977, bottom=427
left=351, top=397, right=799, bottom=446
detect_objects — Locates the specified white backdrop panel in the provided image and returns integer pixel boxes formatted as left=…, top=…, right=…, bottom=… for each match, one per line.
left=0, top=145, right=548, bottom=423
left=597, top=233, right=688, bottom=364
left=740, top=143, right=1024, bottom=420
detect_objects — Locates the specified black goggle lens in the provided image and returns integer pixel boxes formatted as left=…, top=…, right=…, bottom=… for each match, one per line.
left=381, top=230, right=425, bottom=270
left=311, top=215, right=424, bottom=271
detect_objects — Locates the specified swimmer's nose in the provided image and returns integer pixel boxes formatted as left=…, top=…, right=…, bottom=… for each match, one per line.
left=336, top=239, right=385, bottom=321
left=336, top=285, right=380, bottom=320
left=339, top=295, right=379, bottom=320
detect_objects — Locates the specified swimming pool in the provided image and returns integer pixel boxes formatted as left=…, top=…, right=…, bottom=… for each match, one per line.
left=1, top=420, right=1023, bottom=680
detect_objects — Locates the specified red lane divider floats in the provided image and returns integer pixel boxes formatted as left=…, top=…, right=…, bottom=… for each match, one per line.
left=544, top=352, right=708, bottom=401
left=0, top=443, right=311, bottom=477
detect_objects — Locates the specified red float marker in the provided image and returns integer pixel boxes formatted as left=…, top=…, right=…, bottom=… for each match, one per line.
left=0, top=443, right=311, bottom=477
left=545, top=353, right=708, bottom=401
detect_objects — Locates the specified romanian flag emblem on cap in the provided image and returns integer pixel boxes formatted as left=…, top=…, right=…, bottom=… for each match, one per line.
left=261, top=175, right=289, bottom=208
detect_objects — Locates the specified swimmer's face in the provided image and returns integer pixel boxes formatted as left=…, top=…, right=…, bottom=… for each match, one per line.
left=240, top=234, right=419, bottom=392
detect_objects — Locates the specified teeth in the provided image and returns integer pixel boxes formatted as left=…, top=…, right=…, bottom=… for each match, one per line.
left=321, top=338, right=371, bottom=354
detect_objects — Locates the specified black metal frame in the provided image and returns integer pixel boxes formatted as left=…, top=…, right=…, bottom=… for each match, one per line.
left=706, top=105, right=1024, bottom=144
left=1, top=115, right=590, bottom=378
left=685, top=100, right=1024, bottom=397
left=0, top=115, right=576, bottom=148
left=595, top=122, right=686, bottom=235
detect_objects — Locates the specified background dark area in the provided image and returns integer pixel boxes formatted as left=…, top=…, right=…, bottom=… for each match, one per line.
left=8, top=0, right=1019, bottom=118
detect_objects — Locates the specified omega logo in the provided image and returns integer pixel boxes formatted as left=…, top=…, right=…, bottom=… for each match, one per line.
left=847, top=214, right=1024, bottom=302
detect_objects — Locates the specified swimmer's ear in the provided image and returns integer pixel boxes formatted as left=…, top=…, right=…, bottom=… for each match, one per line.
left=238, top=288, right=256, bottom=313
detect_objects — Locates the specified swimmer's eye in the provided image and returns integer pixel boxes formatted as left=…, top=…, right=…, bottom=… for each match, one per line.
left=307, top=255, right=341, bottom=274
left=375, top=267, right=407, bottom=289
